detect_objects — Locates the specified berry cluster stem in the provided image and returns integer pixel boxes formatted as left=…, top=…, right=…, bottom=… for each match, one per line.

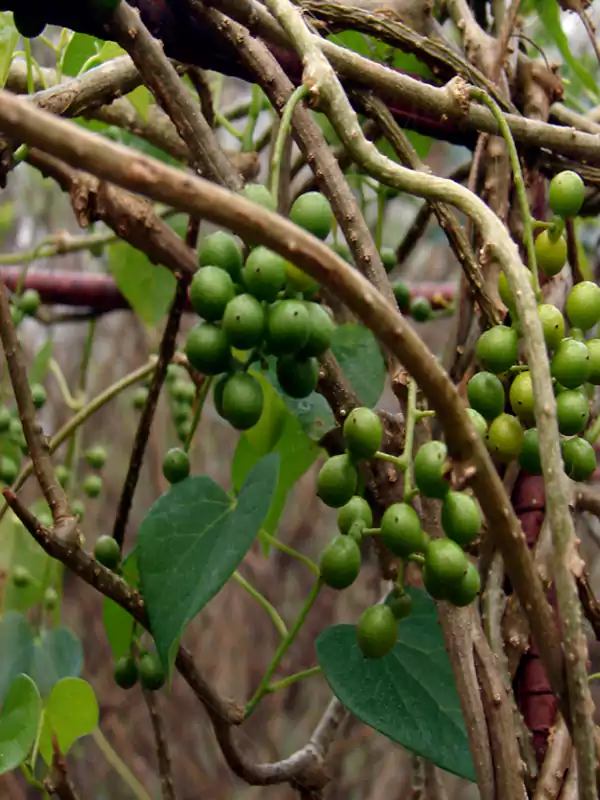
left=184, top=375, right=213, bottom=453
left=266, top=665, right=322, bottom=694
left=232, top=571, right=288, bottom=638
left=270, top=84, right=310, bottom=205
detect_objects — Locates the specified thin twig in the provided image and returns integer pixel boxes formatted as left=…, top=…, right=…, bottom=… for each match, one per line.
left=44, top=737, right=81, bottom=800
left=143, top=691, right=176, bottom=800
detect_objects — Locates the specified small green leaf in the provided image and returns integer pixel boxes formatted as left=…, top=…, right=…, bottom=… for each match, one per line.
left=331, top=324, right=386, bottom=407
left=316, top=588, right=475, bottom=782
left=95, top=41, right=126, bottom=64
left=0, top=674, right=42, bottom=775
left=0, top=14, right=19, bottom=88
left=108, top=241, right=176, bottom=326
left=28, top=339, right=53, bottom=385
left=3, top=515, right=54, bottom=614
left=138, top=455, right=279, bottom=671
left=0, top=612, right=34, bottom=703
left=39, top=678, right=99, bottom=765
left=102, top=551, right=138, bottom=661
left=30, top=628, right=83, bottom=698
left=61, top=33, right=104, bottom=77
left=127, top=85, right=152, bottom=122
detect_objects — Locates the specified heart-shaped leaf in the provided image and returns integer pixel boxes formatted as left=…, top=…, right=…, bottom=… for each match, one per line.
left=316, top=588, right=475, bottom=782
left=39, top=678, right=99, bottom=765
left=331, top=324, right=385, bottom=408
left=30, top=628, right=83, bottom=698
left=138, top=454, right=279, bottom=670
left=0, top=612, right=34, bottom=703
left=0, top=674, right=42, bottom=775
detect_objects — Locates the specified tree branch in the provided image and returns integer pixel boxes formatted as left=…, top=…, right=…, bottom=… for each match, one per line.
left=143, top=691, right=176, bottom=800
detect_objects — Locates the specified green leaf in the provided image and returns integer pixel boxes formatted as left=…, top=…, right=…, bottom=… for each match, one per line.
left=533, top=0, right=598, bottom=98
left=0, top=14, right=19, bottom=88
left=108, top=241, right=176, bottom=326
left=0, top=612, right=34, bottom=703
left=331, top=324, right=386, bottom=407
left=95, top=41, right=126, bottom=64
left=61, top=33, right=104, bottom=77
left=232, top=376, right=320, bottom=534
left=28, top=338, right=53, bottom=385
left=316, top=588, right=475, bottom=782
left=39, top=678, right=99, bottom=765
left=30, top=628, right=83, bottom=698
left=2, top=514, right=56, bottom=614
left=127, top=85, right=152, bottom=122
left=102, top=550, right=138, bottom=661
left=0, top=674, right=41, bottom=775
left=138, top=454, right=279, bottom=670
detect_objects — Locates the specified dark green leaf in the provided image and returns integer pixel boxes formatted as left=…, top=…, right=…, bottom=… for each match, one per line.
left=28, top=339, right=53, bottom=385
left=0, top=612, right=34, bottom=703
left=39, top=678, right=99, bottom=765
left=102, top=550, right=138, bottom=661
left=0, top=674, right=41, bottom=775
left=30, top=628, right=83, bottom=698
left=108, top=241, right=176, bottom=326
left=138, top=455, right=279, bottom=670
left=331, top=324, right=386, bottom=407
left=316, top=588, right=475, bottom=781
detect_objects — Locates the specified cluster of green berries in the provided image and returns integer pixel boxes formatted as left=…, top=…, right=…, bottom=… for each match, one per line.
left=468, top=275, right=599, bottom=481
left=10, top=288, right=41, bottom=327
left=533, top=171, right=585, bottom=278
left=113, top=651, right=165, bottom=693
left=184, top=188, right=336, bottom=432
left=315, top=407, right=482, bottom=660
left=0, top=382, right=48, bottom=485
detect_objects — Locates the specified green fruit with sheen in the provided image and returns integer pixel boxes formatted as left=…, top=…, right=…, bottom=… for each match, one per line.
left=83, top=474, right=103, bottom=498
left=319, top=535, right=361, bottom=590
left=381, top=248, right=396, bottom=273
left=221, top=373, right=264, bottom=430
left=385, top=588, right=413, bottom=620
left=289, top=192, right=334, bottom=240
left=337, top=496, right=373, bottom=535
left=20, top=289, right=41, bottom=316
left=266, top=300, right=310, bottom=355
left=445, top=561, right=481, bottom=607
left=425, top=538, right=469, bottom=588
left=519, top=428, right=542, bottom=475
left=12, top=566, right=31, bottom=588
left=467, top=372, right=505, bottom=421
left=566, top=281, right=600, bottom=331
left=243, top=247, right=286, bottom=302
left=138, top=653, right=166, bottom=691
left=298, top=303, right=335, bottom=358
left=356, top=605, right=398, bottom=659
left=162, top=448, right=190, bottom=483
left=393, top=281, right=411, bottom=311
left=198, top=231, right=243, bottom=281
left=441, top=491, right=482, bottom=548
left=535, top=231, right=567, bottom=277
left=556, top=390, right=589, bottom=436
left=466, top=407, right=488, bottom=438
left=30, top=383, right=46, bottom=410
left=587, top=339, right=600, bottom=384
left=477, top=325, right=519, bottom=374
left=189, top=266, right=235, bottom=321
left=486, top=413, right=524, bottom=462
left=185, top=323, right=232, bottom=375
left=94, top=535, right=120, bottom=570
left=343, top=407, right=382, bottom=460
left=538, top=304, right=565, bottom=351
left=548, top=170, right=585, bottom=219
left=133, top=387, right=149, bottom=410
left=241, top=183, right=277, bottom=213
left=276, top=354, right=319, bottom=398
left=380, top=502, right=426, bottom=557
left=84, top=445, right=107, bottom=470
left=71, top=500, right=85, bottom=520
left=562, top=437, right=596, bottom=481
left=413, top=440, right=450, bottom=499
left=422, top=564, right=449, bottom=601
left=551, top=338, right=590, bottom=389
left=509, top=371, right=535, bottom=422
left=410, top=296, right=432, bottom=322
left=171, top=380, right=196, bottom=405
left=114, top=656, right=138, bottom=690
left=222, top=294, right=266, bottom=350
left=317, top=454, right=358, bottom=508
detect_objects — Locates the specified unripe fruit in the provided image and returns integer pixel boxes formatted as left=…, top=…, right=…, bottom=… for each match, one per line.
left=290, top=192, right=334, bottom=240
left=337, top=496, right=373, bottom=535
left=445, top=561, right=481, bottom=607
left=30, top=384, right=46, bottom=410
left=538, top=304, right=565, bottom=351
left=43, top=587, right=59, bottom=611
left=509, top=372, right=535, bottom=422
left=551, top=338, right=590, bottom=389
left=587, top=339, right=600, bottom=384
left=198, top=231, right=243, bottom=281
left=222, top=294, right=265, bottom=350
left=94, top=535, right=121, bottom=570
left=425, top=539, right=469, bottom=588
left=566, top=281, right=600, bottom=332
left=393, top=281, right=411, bottom=311
left=356, top=605, right=398, bottom=659
left=241, top=183, right=277, bottom=213
left=171, top=380, right=196, bottom=405
left=12, top=565, right=32, bottom=588
left=71, top=500, right=85, bottom=521
left=548, top=170, right=585, bottom=219
left=319, top=535, right=361, bottom=590
left=221, top=373, right=264, bottom=430
left=413, top=440, right=450, bottom=499
left=20, top=289, right=41, bottom=316
left=114, top=656, right=138, bottom=690
left=486, top=413, right=524, bottom=462
left=243, top=247, right=286, bottom=302
left=0, top=455, right=18, bottom=484
left=535, top=231, right=567, bottom=277
left=476, top=325, right=518, bottom=374
left=266, top=300, right=310, bottom=355
left=498, top=270, right=534, bottom=314
left=556, top=390, right=589, bottom=436
left=138, top=653, right=166, bottom=691
left=343, top=407, right=382, bottom=460
left=285, top=261, right=319, bottom=295
left=385, top=588, right=413, bottom=620
left=519, top=428, right=542, bottom=475
left=189, top=266, right=235, bottom=321
left=380, top=248, right=396, bottom=273
left=83, top=474, right=103, bottom=499
left=441, top=491, right=482, bottom=548
left=133, top=386, right=149, bottom=410
left=410, top=296, right=432, bottom=322
left=55, top=465, right=70, bottom=488
left=466, top=407, right=487, bottom=438
left=467, top=372, right=505, bottom=421
left=84, top=445, right=108, bottom=471
left=561, top=436, right=596, bottom=482
left=276, top=355, right=319, bottom=399
left=185, top=323, right=232, bottom=375
left=380, top=503, right=426, bottom=557
left=298, top=303, right=335, bottom=358
left=162, top=448, right=191, bottom=484
left=0, top=406, right=10, bottom=433
left=317, top=454, right=358, bottom=508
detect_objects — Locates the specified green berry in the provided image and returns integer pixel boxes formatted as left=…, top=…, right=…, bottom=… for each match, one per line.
left=276, top=354, right=319, bottom=398
left=71, top=500, right=85, bottom=520
left=290, top=192, right=334, bottom=240
left=476, top=325, right=519, bottom=374
left=509, top=371, right=535, bottom=422
left=198, top=231, right=243, bottom=282
left=486, top=413, right=524, bottom=462
left=343, top=407, right=382, bottom=460
left=551, top=338, right=590, bottom=389
left=185, top=323, right=232, bottom=375
left=410, top=296, right=432, bottom=323
left=413, top=440, right=450, bottom=499
left=12, top=565, right=31, bottom=588
left=222, top=294, right=266, bottom=350
left=55, top=464, right=69, bottom=488
left=444, top=560, right=481, bottom=607
left=519, top=428, right=542, bottom=475
left=465, top=407, right=488, bottom=438
left=319, top=535, right=361, bottom=590
left=114, top=656, right=138, bottom=690
left=298, top=303, right=335, bottom=358
left=380, top=502, right=426, bottom=558
left=566, top=281, right=600, bottom=332
left=20, top=289, right=41, bottom=316
left=380, top=248, right=396, bottom=273
left=84, top=445, right=107, bottom=471
left=317, top=454, right=358, bottom=508
left=162, top=448, right=190, bottom=483
left=561, top=437, right=596, bottom=482
left=356, top=605, right=398, bottom=659
left=132, top=386, right=149, bottom=410
left=393, top=280, right=411, bottom=311
left=30, top=383, right=46, bottom=410
left=83, top=474, right=103, bottom=499
left=138, top=653, right=166, bottom=691
left=171, top=379, right=196, bottom=405
left=467, top=372, right=505, bottom=421
left=337, top=496, right=373, bottom=535
left=0, top=406, right=10, bottom=433
left=385, top=588, right=413, bottom=620
left=0, top=455, right=18, bottom=484
left=176, top=419, right=192, bottom=444
left=189, top=266, right=235, bottom=321
left=241, top=183, right=277, bottom=213
left=43, top=587, right=59, bottom=611
left=221, top=373, right=264, bottom=430
left=441, top=491, right=482, bottom=548
left=535, top=231, right=567, bottom=277
left=243, top=247, right=286, bottom=302
left=548, top=170, right=585, bottom=219
left=284, top=261, right=319, bottom=295
left=498, top=270, right=534, bottom=314
left=266, top=300, right=310, bottom=355
left=94, top=535, right=120, bottom=570
left=425, top=538, right=469, bottom=588
left=556, top=390, right=589, bottom=436
left=538, top=304, right=565, bottom=351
